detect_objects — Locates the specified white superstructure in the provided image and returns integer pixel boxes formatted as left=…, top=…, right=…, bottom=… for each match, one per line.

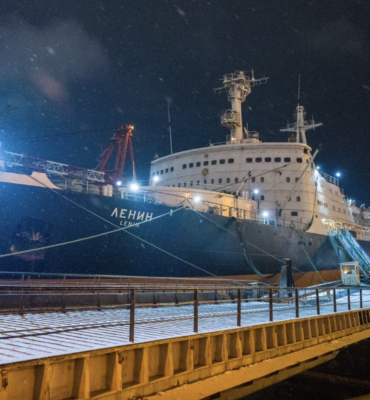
left=148, top=70, right=370, bottom=240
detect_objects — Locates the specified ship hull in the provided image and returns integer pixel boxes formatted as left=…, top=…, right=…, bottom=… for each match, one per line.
left=1, top=182, right=369, bottom=278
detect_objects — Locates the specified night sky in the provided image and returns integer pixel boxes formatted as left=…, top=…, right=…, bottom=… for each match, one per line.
left=0, top=1, right=369, bottom=203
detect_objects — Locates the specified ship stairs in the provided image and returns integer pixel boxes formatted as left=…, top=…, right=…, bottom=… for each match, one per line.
left=329, top=227, right=370, bottom=279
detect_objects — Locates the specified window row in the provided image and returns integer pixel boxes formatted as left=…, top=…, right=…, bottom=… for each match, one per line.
left=153, top=167, right=175, bottom=176
left=182, top=159, right=235, bottom=169
left=246, top=157, right=305, bottom=163
left=176, top=177, right=241, bottom=187
left=154, top=156, right=307, bottom=175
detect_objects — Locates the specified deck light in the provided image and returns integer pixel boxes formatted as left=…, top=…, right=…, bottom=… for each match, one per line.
left=116, top=180, right=122, bottom=186
left=316, top=166, right=320, bottom=170
left=253, top=189, right=259, bottom=194
left=336, top=172, right=341, bottom=177
left=262, top=211, right=268, bottom=218
left=194, top=195, right=201, bottom=203
left=130, top=182, right=139, bottom=191
left=153, top=175, right=159, bottom=182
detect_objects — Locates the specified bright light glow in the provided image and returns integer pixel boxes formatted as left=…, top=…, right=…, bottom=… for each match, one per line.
left=194, top=195, right=201, bottom=203
left=116, top=180, right=122, bottom=186
left=253, top=189, right=259, bottom=194
left=262, top=211, right=268, bottom=218
left=316, top=166, right=320, bottom=170
left=153, top=175, right=159, bottom=182
left=130, top=182, right=139, bottom=191
left=336, top=172, right=341, bottom=177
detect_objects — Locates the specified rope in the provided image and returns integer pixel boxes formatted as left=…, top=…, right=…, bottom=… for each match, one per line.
left=25, top=176, right=246, bottom=282
left=0, top=207, right=184, bottom=259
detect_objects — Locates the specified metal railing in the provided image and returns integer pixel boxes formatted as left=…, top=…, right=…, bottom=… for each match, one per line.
left=0, top=282, right=368, bottom=343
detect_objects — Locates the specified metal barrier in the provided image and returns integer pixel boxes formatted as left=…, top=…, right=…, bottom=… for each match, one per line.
left=0, top=283, right=368, bottom=344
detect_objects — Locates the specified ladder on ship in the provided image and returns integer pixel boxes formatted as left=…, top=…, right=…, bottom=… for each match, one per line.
left=329, top=227, right=370, bottom=277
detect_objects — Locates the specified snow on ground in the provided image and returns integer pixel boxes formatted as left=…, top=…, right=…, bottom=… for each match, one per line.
left=0, top=290, right=368, bottom=365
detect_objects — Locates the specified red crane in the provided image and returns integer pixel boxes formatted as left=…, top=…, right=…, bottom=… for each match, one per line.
left=97, top=125, right=136, bottom=183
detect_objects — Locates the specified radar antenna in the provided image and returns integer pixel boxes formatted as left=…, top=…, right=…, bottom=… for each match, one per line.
left=214, top=70, right=268, bottom=142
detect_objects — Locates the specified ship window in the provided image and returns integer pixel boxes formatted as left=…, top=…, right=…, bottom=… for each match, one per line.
left=204, top=161, right=209, bottom=166
left=170, top=167, right=174, bottom=172
left=190, top=181, right=193, bottom=186
left=265, top=157, right=271, bottom=162
left=297, top=158, right=303, bottom=163
left=152, top=172, right=155, bottom=176
left=261, top=195, right=265, bottom=201
left=295, top=177, right=299, bottom=182
left=165, top=168, right=168, bottom=173
left=304, top=149, right=308, bottom=154
left=173, top=184, right=175, bottom=187
left=220, top=159, right=225, bottom=164
left=291, top=211, right=298, bottom=216
left=211, top=179, right=214, bottom=184
left=196, top=162, right=201, bottom=167
left=219, top=178, right=222, bottom=183
left=260, top=177, right=264, bottom=182
left=256, top=157, right=262, bottom=162
left=286, top=177, right=290, bottom=182
left=228, top=158, right=234, bottom=163
left=184, top=182, right=187, bottom=187
left=246, top=158, right=253, bottom=163
left=284, top=157, right=291, bottom=162
left=227, top=178, right=230, bottom=183
left=156, top=171, right=159, bottom=175
left=182, top=164, right=187, bottom=169
left=252, top=177, right=256, bottom=182
left=196, top=180, right=200, bottom=185
left=274, top=157, right=281, bottom=162
left=160, top=170, right=164, bottom=174
left=204, top=179, right=207, bottom=184
left=189, top=163, right=194, bottom=168
left=296, top=196, right=301, bottom=202
left=211, top=160, right=217, bottom=165
left=178, top=183, right=181, bottom=187
left=235, top=177, right=239, bottom=183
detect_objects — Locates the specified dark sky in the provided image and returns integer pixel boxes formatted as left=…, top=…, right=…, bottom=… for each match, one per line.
left=0, top=1, right=369, bottom=203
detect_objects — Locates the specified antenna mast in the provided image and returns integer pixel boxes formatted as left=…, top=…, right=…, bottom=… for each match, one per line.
left=165, top=97, right=173, bottom=154
left=214, top=70, right=268, bottom=142
left=280, top=76, right=322, bottom=144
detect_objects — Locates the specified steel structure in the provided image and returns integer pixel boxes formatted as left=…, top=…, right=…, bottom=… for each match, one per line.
left=214, top=70, right=268, bottom=141
left=3, top=151, right=105, bottom=182
left=97, top=124, right=137, bottom=182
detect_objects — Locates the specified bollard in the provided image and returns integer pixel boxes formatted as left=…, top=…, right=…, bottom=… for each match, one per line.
left=129, top=289, right=135, bottom=342
left=360, top=289, right=363, bottom=309
left=237, top=289, right=242, bottom=326
left=194, top=289, right=199, bottom=333
left=333, top=289, right=337, bottom=313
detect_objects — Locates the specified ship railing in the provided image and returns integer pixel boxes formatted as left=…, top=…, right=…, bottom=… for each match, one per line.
left=319, top=170, right=339, bottom=186
left=0, top=271, right=270, bottom=288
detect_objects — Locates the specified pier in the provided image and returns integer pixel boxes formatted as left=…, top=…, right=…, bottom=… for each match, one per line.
left=0, top=273, right=369, bottom=399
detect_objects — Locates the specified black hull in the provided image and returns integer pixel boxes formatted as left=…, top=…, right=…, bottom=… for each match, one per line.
left=1, top=183, right=369, bottom=277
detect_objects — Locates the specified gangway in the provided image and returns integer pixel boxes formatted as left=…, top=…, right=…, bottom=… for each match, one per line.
left=329, top=227, right=370, bottom=278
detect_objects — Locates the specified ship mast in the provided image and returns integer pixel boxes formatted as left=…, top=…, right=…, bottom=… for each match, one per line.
left=214, top=70, right=268, bottom=142
left=280, top=77, right=322, bottom=144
